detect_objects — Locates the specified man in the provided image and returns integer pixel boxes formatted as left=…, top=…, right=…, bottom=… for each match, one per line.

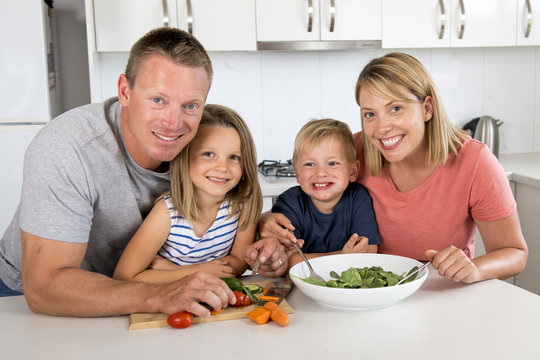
left=0, top=27, right=285, bottom=317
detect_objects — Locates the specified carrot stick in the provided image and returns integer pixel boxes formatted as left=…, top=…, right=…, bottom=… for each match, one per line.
left=247, top=307, right=271, bottom=325
left=264, top=302, right=290, bottom=327
left=258, top=295, right=280, bottom=302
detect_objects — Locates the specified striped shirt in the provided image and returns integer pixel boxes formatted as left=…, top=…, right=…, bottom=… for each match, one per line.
left=158, top=195, right=240, bottom=265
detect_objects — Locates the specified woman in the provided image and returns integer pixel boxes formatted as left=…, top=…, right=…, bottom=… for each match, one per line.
left=256, top=52, right=527, bottom=283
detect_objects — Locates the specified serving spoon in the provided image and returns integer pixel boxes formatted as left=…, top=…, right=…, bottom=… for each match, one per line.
left=291, top=242, right=325, bottom=283
left=396, top=261, right=431, bottom=285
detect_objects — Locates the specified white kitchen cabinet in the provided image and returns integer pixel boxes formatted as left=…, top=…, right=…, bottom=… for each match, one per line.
left=92, top=0, right=177, bottom=52
left=255, top=0, right=381, bottom=42
left=382, top=0, right=450, bottom=48
left=177, top=0, right=256, bottom=51
left=517, top=0, right=540, bottom=45
left=450, top=0, right=517, bottom=47
left=514, top=182, right=540, bottom=295
left=91, top=0, right=255, bottom=52
left=382, top=0, right=517, bottom=49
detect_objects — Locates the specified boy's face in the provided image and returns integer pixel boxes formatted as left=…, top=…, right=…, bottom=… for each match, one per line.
left=293, top=138, right=358, bottom=214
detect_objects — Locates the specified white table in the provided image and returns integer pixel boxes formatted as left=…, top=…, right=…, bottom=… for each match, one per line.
left=1, top=269, right=539, bottom=359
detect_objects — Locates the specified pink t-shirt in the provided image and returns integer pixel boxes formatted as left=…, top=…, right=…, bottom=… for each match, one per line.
left=355, top=133, right=515, bottom=260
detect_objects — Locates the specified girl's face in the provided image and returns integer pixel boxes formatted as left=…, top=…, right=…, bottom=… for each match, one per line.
left=188, top=125, right=243, bottom=202
left=293, top=138, right=357, bottom=214
left=359, top=86, right=433, bottom=166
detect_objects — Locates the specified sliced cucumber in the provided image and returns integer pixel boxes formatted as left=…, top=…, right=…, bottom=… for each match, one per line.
left=245, top=284, right=263, bottom=295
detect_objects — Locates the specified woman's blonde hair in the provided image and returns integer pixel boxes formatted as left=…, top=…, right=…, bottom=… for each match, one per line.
left=355, top=52, right=467, bottom=176
left=167, top=104, right=262, bottom=231
left=293, top=118, right=357, bottom=166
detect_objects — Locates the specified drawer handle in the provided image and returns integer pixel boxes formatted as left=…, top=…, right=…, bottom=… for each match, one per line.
left=162, top=0, right=169, bottom=26
left=458, top=0, right=466, bottom=39
left=525, top=0, right=533, bottom=38
left=186, top=0, right=193, bottom=34
left=307, top=0, right=314, bottom=32
left=329, top=0, right=336, bottom=32
left=438, top=0, right=446, bottom=39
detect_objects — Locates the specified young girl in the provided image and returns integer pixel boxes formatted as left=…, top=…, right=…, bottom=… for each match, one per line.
left=114, top=104, right=262, bottom=283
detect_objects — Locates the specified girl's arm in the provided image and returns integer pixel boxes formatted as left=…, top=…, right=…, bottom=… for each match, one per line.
left=219, top=209, right=257, bottom=276
left=425, top=210, right=528, bottom=283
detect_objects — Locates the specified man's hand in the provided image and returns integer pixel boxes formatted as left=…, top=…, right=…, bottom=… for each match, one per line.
left=258, top=212, right=297, bottom=246
left=156, top=272, right=236, bottom=317
left=243, top=238, right=288, bottom=278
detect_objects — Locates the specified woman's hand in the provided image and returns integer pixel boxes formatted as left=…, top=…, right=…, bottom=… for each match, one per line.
left=341, top=234, right=369, bottom=254
left=425, top=246, right=481, bottom=283
left=258, top=212, right=297, bottom=246
left=243, top=237, right=288, bottom=278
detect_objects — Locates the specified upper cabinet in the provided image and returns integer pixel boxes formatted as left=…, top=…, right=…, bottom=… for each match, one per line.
left=382, top=0, right=518, bottom=49
left=93, top=0, right=176, bottom=52
left=177, top=0, right=256, bottom=51
left=92, top=0, right=256, bottom=52
left=255, top=0, right=381, bottom=42
left=517, top=0, right=540, bottom=45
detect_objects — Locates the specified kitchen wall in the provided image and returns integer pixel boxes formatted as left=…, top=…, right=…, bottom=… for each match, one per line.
left=92, top=46, right=540, bottom=161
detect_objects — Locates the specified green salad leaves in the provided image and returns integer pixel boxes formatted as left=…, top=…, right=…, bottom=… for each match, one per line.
left=296, top=266, right=419, bottom=288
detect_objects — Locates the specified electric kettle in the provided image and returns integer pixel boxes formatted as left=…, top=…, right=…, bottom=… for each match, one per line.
left=462, top=115, right=503, bottom=158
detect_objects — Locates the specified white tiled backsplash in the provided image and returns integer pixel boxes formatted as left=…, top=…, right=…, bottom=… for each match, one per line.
left=93, top=47, right=540, bottom=161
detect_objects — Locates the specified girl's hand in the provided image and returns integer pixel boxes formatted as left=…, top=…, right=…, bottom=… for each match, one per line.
left=192, top=260, right=236, bottom=278
left=149, top=255, right=178, bottom=270
left=425, top=246, right=481, bottom=283
left=243, top=237, right=288, bottom=278
left=258, top=212, right=297, bottom=246
left=341, top=234, right=369, bottom=254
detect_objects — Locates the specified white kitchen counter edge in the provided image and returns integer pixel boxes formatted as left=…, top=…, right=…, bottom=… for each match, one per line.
left=499, top=152, right=540, bottom=189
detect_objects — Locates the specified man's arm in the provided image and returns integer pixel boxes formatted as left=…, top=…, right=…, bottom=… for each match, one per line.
left=21, top=231, right=235, bottom=317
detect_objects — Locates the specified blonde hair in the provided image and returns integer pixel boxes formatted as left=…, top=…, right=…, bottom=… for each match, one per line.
left=168, top=104, right=262, bottom=231
left=293, top=118, right=357, bottom=166
left=355, top=52, right=467, bottom=176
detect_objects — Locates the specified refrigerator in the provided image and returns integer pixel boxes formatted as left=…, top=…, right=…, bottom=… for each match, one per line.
left=0, top=0, right=60, bottom=233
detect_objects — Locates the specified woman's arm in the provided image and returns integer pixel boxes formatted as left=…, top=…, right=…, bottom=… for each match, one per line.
left=426, top=210, right=528, bottom=283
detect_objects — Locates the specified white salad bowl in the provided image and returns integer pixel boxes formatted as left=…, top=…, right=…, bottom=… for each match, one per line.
left=289, top=253, right=428, bottom=310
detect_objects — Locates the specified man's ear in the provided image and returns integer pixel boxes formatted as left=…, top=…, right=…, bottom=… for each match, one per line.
left=117, top=74, right=130, bottom=106
left=424, top=95, right=434, bottom=122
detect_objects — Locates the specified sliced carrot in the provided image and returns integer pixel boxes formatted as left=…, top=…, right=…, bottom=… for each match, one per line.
left=264, top=302, right=289, bottom=327
left=258, top=295, right=280, bottom=302
left=210, top=308, right=225, bottom=316
left=262, top=287, right=269, bottom=295
left=247, top=307, right=271, bottom=325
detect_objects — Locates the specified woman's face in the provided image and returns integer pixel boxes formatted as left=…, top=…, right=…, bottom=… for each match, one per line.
left=358, top=86, right=433, bottom=165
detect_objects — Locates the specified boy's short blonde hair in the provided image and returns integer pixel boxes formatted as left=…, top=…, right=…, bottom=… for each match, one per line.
left=293, top=119, right=357, bottom=165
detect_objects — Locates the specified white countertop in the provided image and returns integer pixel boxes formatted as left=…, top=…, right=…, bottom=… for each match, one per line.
left=499, top=152, right=540, bottom=188
left=258, top=173, right=297, bottom=197
left=2, top=269, right=539, bottom=360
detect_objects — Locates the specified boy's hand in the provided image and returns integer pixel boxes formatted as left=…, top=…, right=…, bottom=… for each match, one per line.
left=258, top=212, right=297, bottom=246
left=342, top=234, right=369, bottom=254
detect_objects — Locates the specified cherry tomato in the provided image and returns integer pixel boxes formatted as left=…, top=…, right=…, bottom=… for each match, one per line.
left=167, top=311, right=194, bottom=329
left=232, top=290, right=251, bottom=307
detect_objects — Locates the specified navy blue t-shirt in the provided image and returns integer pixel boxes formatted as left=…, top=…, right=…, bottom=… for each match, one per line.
left=272, top=182, right=380, bottom=253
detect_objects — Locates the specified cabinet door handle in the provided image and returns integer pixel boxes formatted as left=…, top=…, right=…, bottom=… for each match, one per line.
left=162, top=0, right=169, bottom=27
left=525, top=0, right=533, bottom=38
left=458, top=0, right=466, bottom=39
left=438, top=0, right=446, bottom=39
left=186, top=0, right=193, bottom=34
left=329, top=0, right=336, bottom=32
left=307, top=0, right=314, bottom=32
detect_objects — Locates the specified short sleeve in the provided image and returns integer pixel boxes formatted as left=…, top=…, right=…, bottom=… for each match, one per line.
left=469, top=146, right=516, bottom=222
left=271, top=188, right=303, bottom=239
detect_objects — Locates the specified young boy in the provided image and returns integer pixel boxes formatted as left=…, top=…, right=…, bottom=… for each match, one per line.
left=272, top=119, right=380, bottom=268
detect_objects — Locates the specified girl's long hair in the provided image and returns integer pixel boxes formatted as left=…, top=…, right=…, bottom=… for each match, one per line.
left=168, top=104, right=262, bottom=231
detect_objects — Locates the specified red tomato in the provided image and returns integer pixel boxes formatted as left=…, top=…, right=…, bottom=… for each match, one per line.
left=167, top=311, right=194, bottom=329
left=232, top=290, right=251, bottom=307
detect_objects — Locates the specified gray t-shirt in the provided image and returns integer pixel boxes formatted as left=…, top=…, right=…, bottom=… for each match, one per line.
left=0, top=97, right=170, bottom=291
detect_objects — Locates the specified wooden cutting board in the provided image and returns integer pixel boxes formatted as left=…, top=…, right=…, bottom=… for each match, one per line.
left=128, top=280, right=294, bottom=330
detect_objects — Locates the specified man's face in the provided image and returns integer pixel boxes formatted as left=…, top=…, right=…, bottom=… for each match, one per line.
left=118, top=55, right=210, bottom=171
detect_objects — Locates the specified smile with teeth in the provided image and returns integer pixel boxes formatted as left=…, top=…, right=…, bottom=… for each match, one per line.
left=207, top=176, right=228, bottom=183
left=153, top=131, right=181, bottom=141
left=380, top=135, right=404, bottom=148
left=313, top=182, right=332, bottom=189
